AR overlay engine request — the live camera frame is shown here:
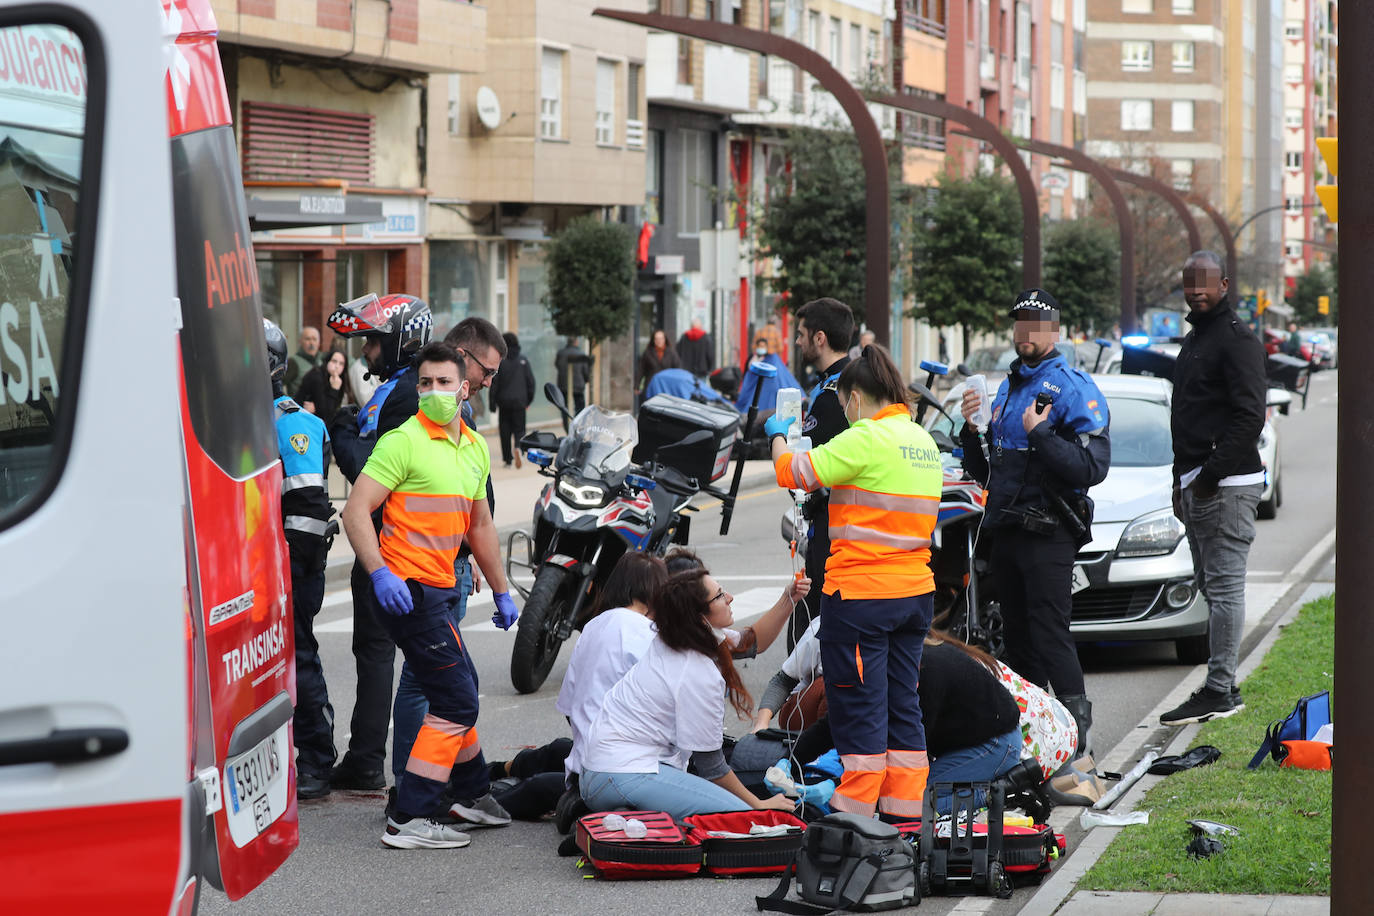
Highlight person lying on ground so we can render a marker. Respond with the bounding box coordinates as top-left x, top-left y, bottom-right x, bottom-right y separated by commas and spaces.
578, 569, 797, 821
